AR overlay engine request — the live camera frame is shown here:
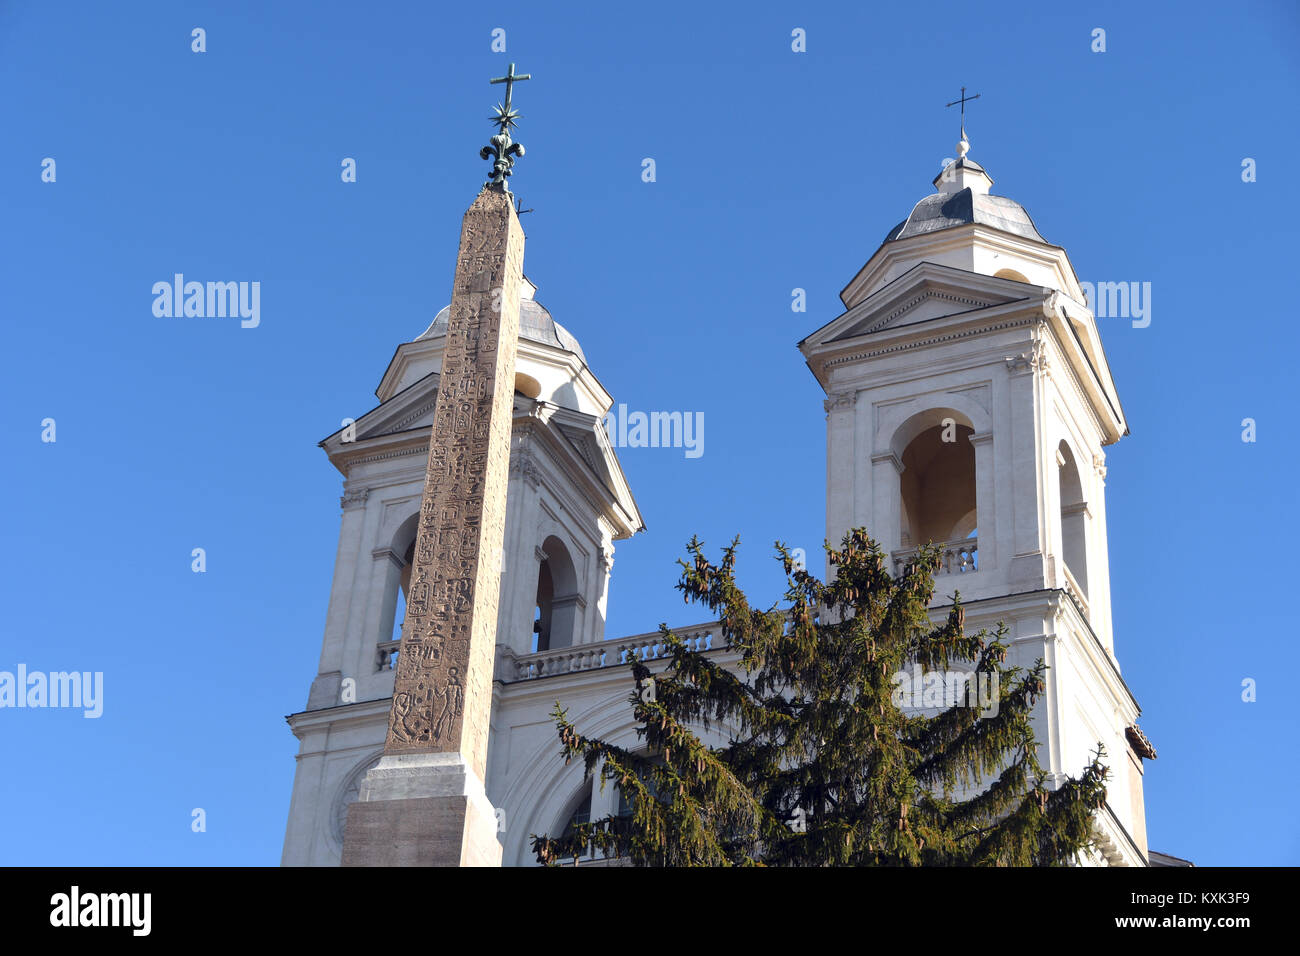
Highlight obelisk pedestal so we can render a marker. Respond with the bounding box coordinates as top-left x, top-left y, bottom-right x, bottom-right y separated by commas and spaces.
341, 184, 524, 866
